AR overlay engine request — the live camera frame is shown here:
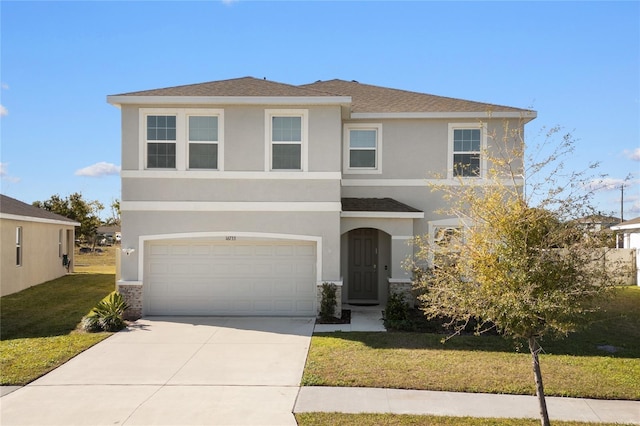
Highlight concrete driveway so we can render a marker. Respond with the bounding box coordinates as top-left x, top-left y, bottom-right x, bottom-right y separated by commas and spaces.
1, 316, 315, 426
